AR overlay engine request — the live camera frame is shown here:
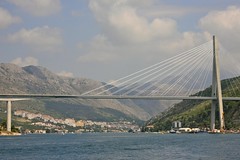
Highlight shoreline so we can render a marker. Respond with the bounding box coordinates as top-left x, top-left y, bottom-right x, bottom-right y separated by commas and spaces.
0, 131, 21, 136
